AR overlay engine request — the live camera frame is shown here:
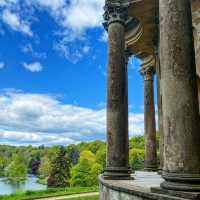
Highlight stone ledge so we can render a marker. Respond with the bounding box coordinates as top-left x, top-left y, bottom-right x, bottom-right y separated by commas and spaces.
151, 187, 200, 200
99, 173, 190, 200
